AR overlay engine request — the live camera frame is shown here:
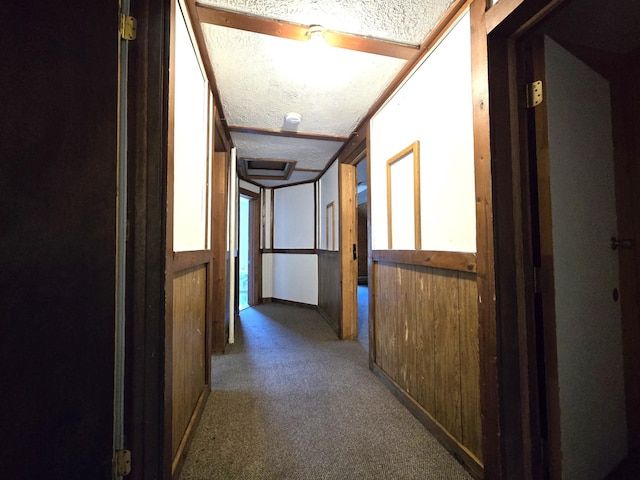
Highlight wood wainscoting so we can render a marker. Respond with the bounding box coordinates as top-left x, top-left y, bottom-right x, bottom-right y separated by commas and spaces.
171, 263, 209, 475
372, 251, 482, 478
317, 250, 341, 335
